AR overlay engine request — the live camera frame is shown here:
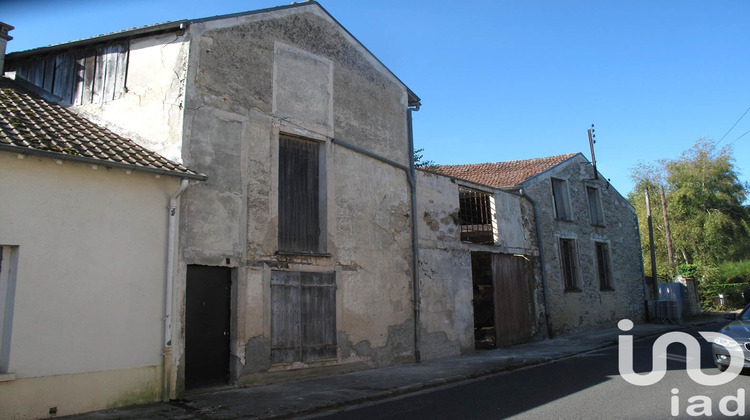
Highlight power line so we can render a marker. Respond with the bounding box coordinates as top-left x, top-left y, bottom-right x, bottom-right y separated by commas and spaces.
716, 105, 750, 146
726, 130, 750, 147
